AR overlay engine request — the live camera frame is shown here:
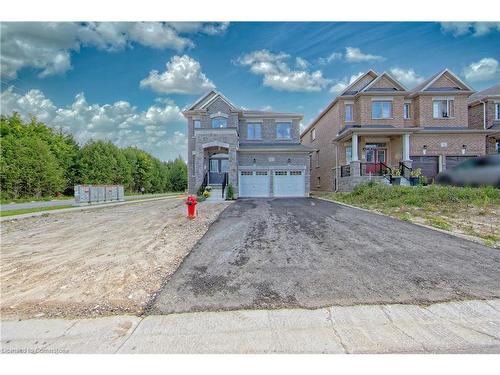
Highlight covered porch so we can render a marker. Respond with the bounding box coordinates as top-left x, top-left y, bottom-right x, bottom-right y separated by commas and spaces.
334, 127, 418, 191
